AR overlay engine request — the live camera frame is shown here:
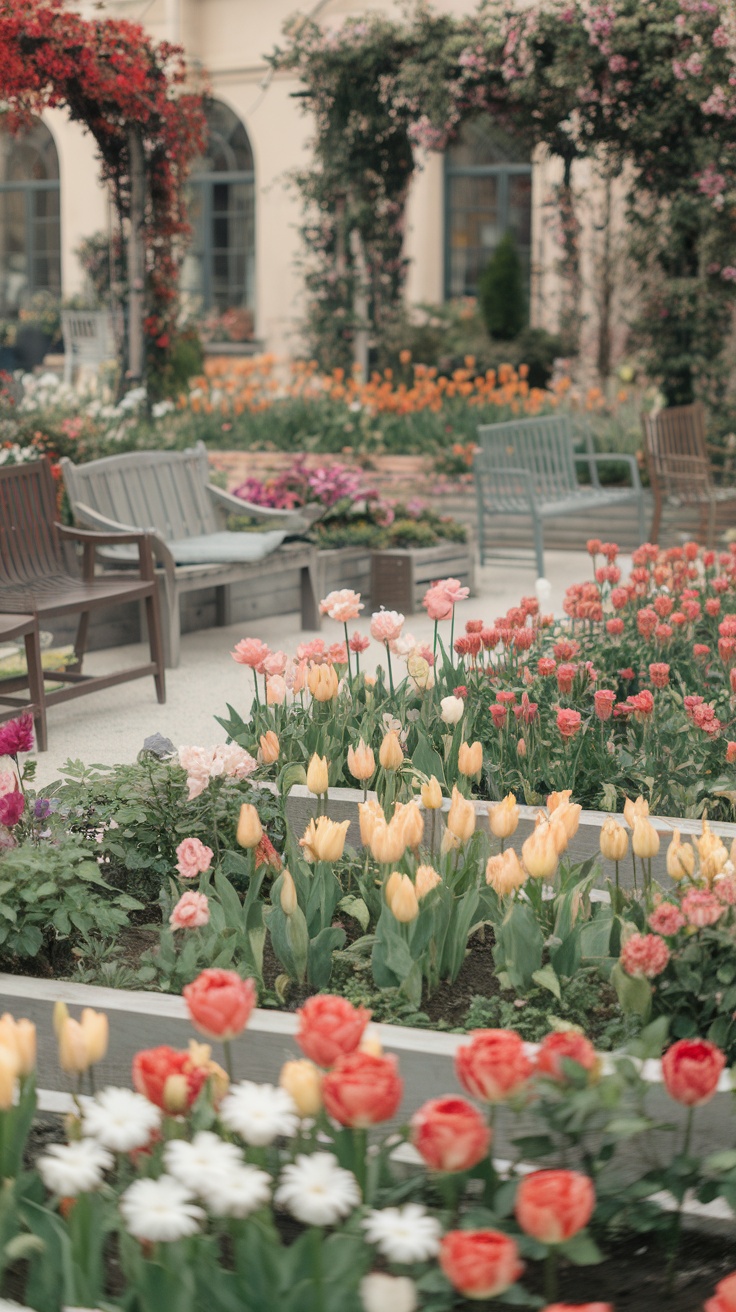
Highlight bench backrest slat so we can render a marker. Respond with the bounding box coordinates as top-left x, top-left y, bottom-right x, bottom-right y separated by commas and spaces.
0, 462, 61, 585
475, 414, 578, 498
643, 402, 712, 494
62, 445, 220, 541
